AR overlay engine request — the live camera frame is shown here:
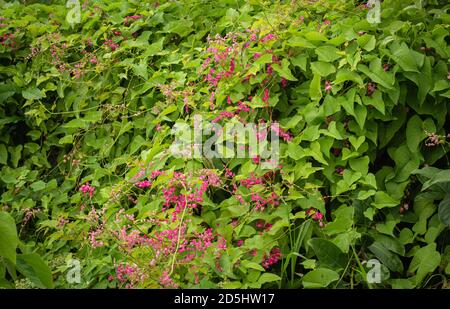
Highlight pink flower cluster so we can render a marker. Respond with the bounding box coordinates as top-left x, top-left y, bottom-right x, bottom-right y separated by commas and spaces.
256, 219, 272, 231
0, 33, 15, 49
79, 182, 96, 198
134, 169, 163, 188
147, 225, 214, 266
136, 180, 151, 188
212, 111, 235, 123
211, 100, 251, 123
251, 192, 279, 211
241, 173, 264, 188
262, 247, 281, 269
325, 80, 332, 93
160, 271, 178, 288
89, 228, 104, 248
161, 171, 220, 221
104, 39, 119, 51
260, 33, 276, 43
113, 263, 146, 288
124, 15, 142, 26
112, 228, 150, 251
306, 208, 325, 227
271, 124, 293, 142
